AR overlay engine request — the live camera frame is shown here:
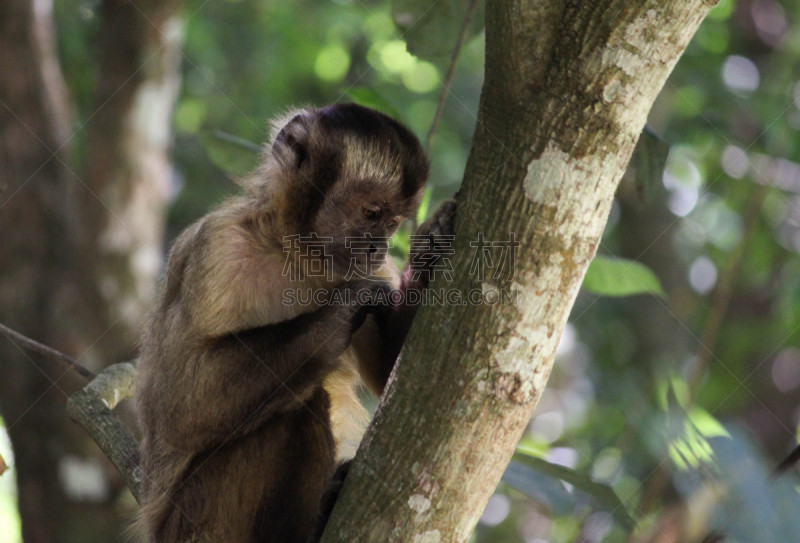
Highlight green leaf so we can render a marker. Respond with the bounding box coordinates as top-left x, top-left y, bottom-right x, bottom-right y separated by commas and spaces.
502, 460, 576, 516
692, 431, 800, 542
509, 453, 637, 530
197, 130, 261, 177
391, 0, 484, 62
416, 187, 432, 225
582, 256, 665, 298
